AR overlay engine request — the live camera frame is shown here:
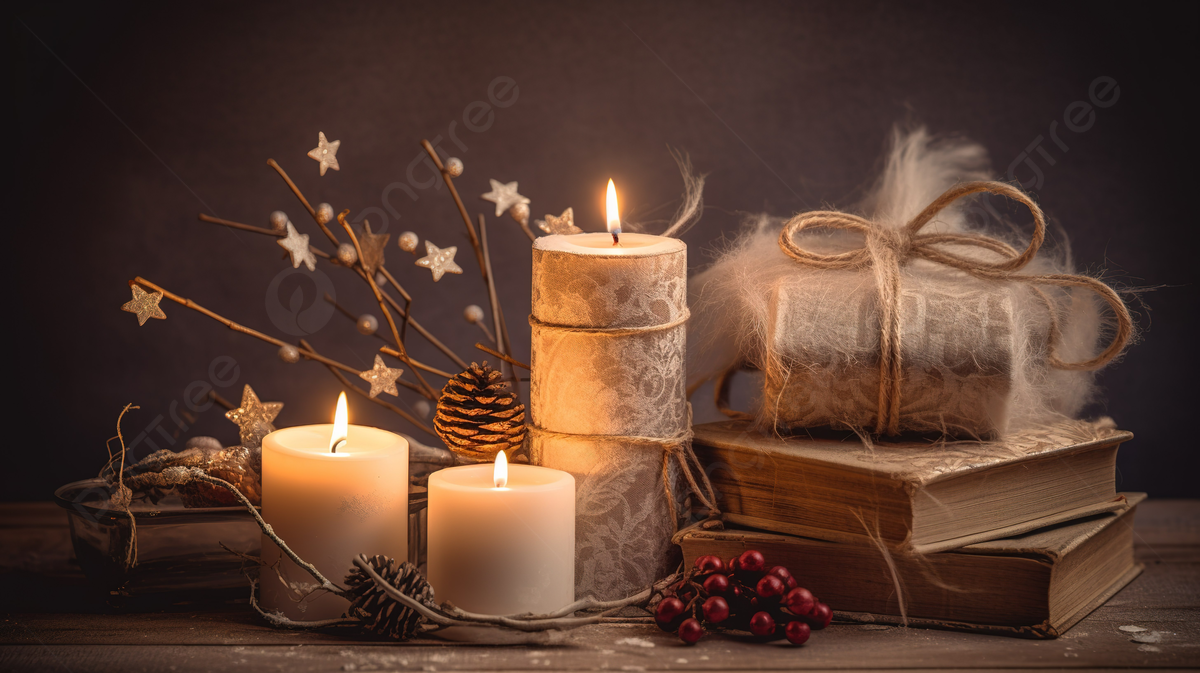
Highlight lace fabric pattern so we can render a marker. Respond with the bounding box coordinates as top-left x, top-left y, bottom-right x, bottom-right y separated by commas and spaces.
529, 238, 689, 599
763, 271, 1026, 436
